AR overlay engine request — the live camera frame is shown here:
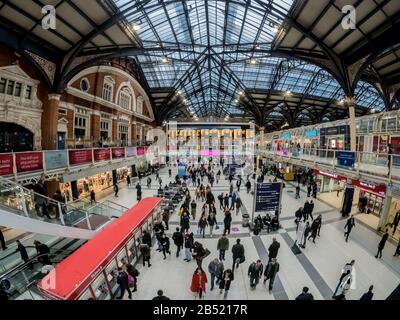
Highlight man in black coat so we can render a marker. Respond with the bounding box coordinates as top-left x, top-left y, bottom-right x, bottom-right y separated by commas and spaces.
116, 267, 132, 300
15, 240, 32, 269
360, 285, 374, 300
392, 211, 400, 235
34, 240, 51, 265
344, 215, 356, 242
231, 239, 245, 272
295, 287, 314, 300
375, 229, 389, 259
172, 227, 184, 257
268, 238, 280, 262
142, 230, 152, 247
